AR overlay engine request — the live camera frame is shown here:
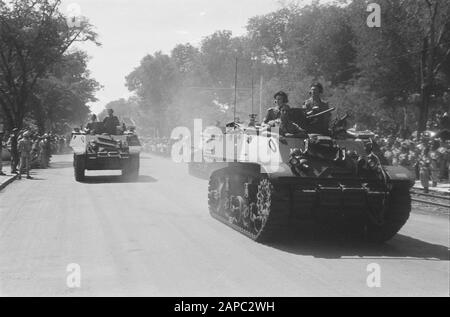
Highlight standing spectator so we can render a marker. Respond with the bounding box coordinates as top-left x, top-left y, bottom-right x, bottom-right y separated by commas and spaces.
58, 136, 65, 154
45, 134, 52, 167
419, 144, 432, 193
429, 139, 441, 187
0, 132, 6, 176
17, 131, 32, 180
31, 135, 40, 168
438, 141, 449, 181
397, 142, 411, 167
40, 135, 49, 168
8, 128, 19, 174
384, 145, 395, 165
